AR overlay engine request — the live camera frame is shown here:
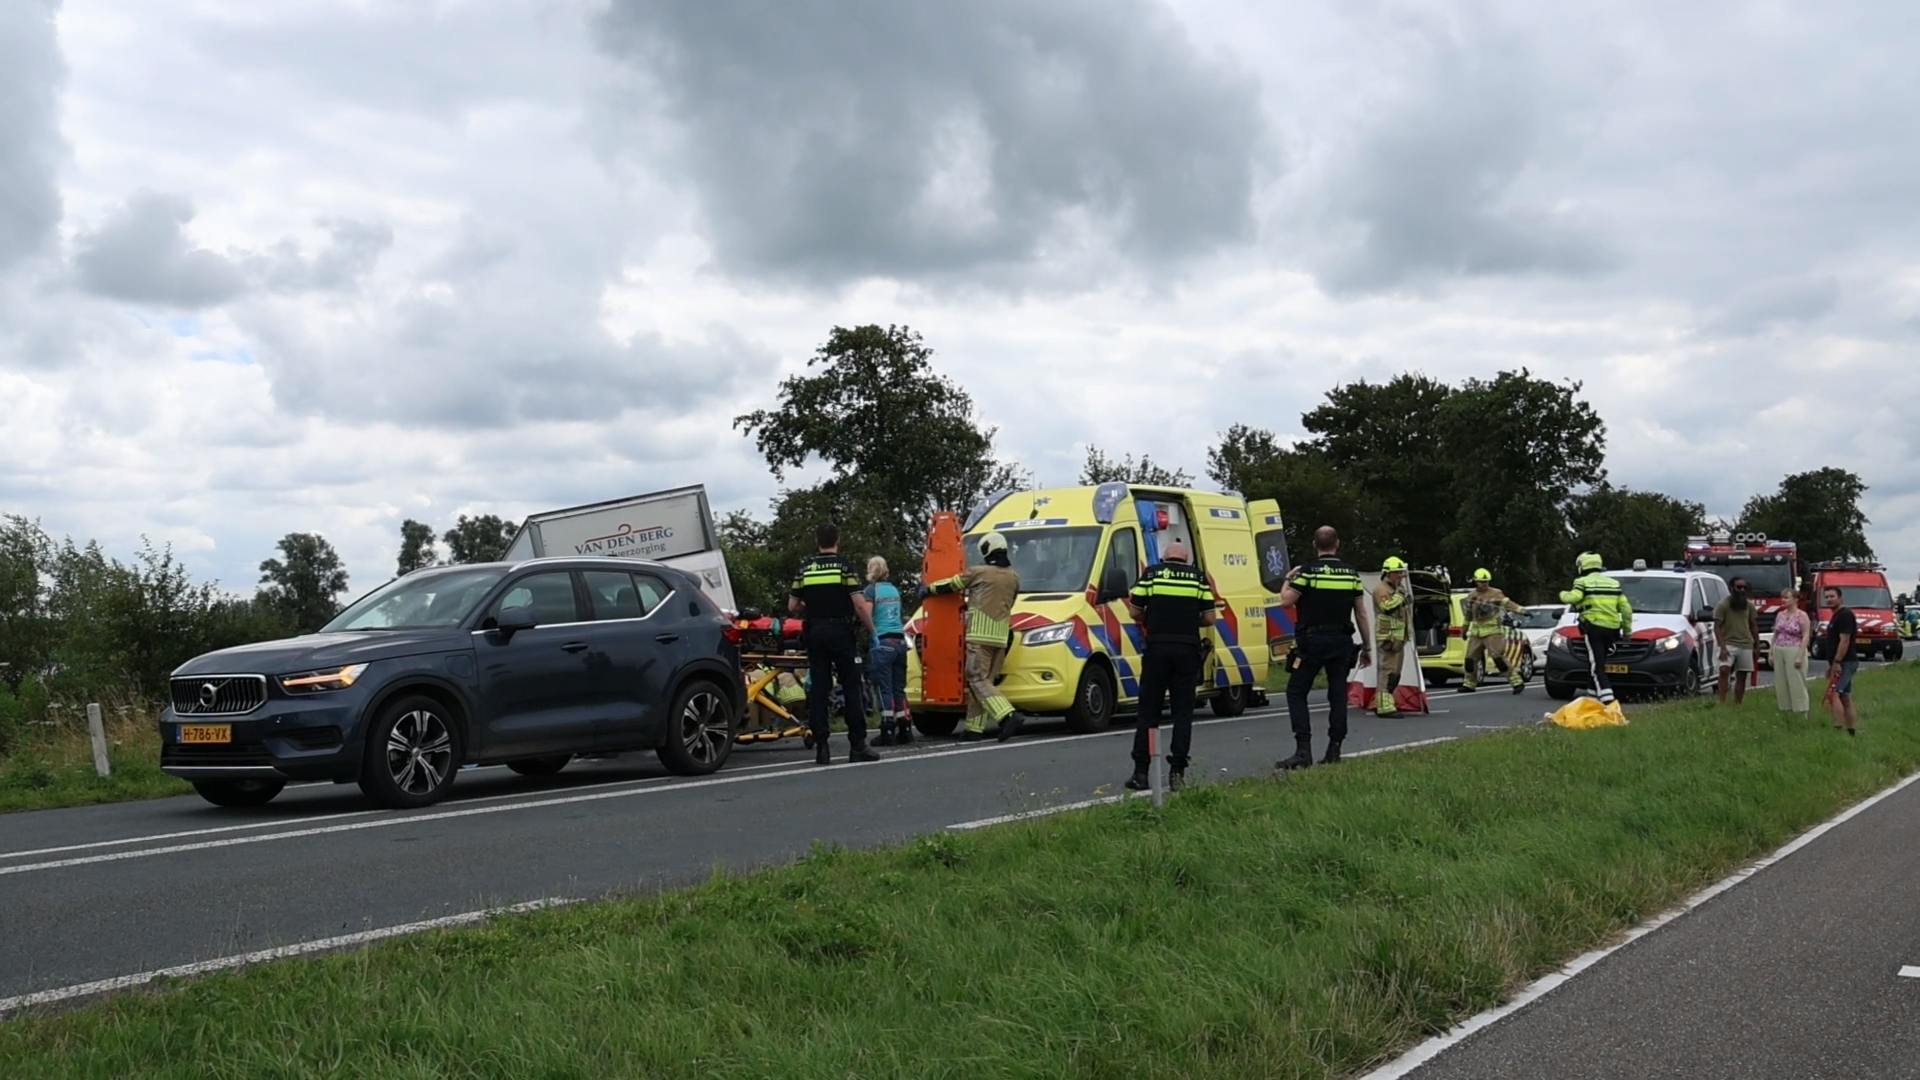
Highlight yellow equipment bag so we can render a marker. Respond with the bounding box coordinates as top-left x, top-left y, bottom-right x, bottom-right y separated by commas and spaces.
1550, 697, 1628, 729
